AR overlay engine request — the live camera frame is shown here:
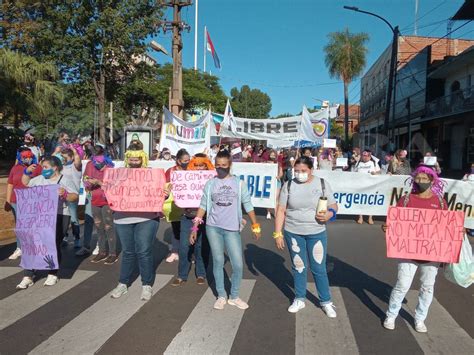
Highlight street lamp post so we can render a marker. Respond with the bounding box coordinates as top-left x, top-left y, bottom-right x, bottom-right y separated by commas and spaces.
343, 6, 399, 140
